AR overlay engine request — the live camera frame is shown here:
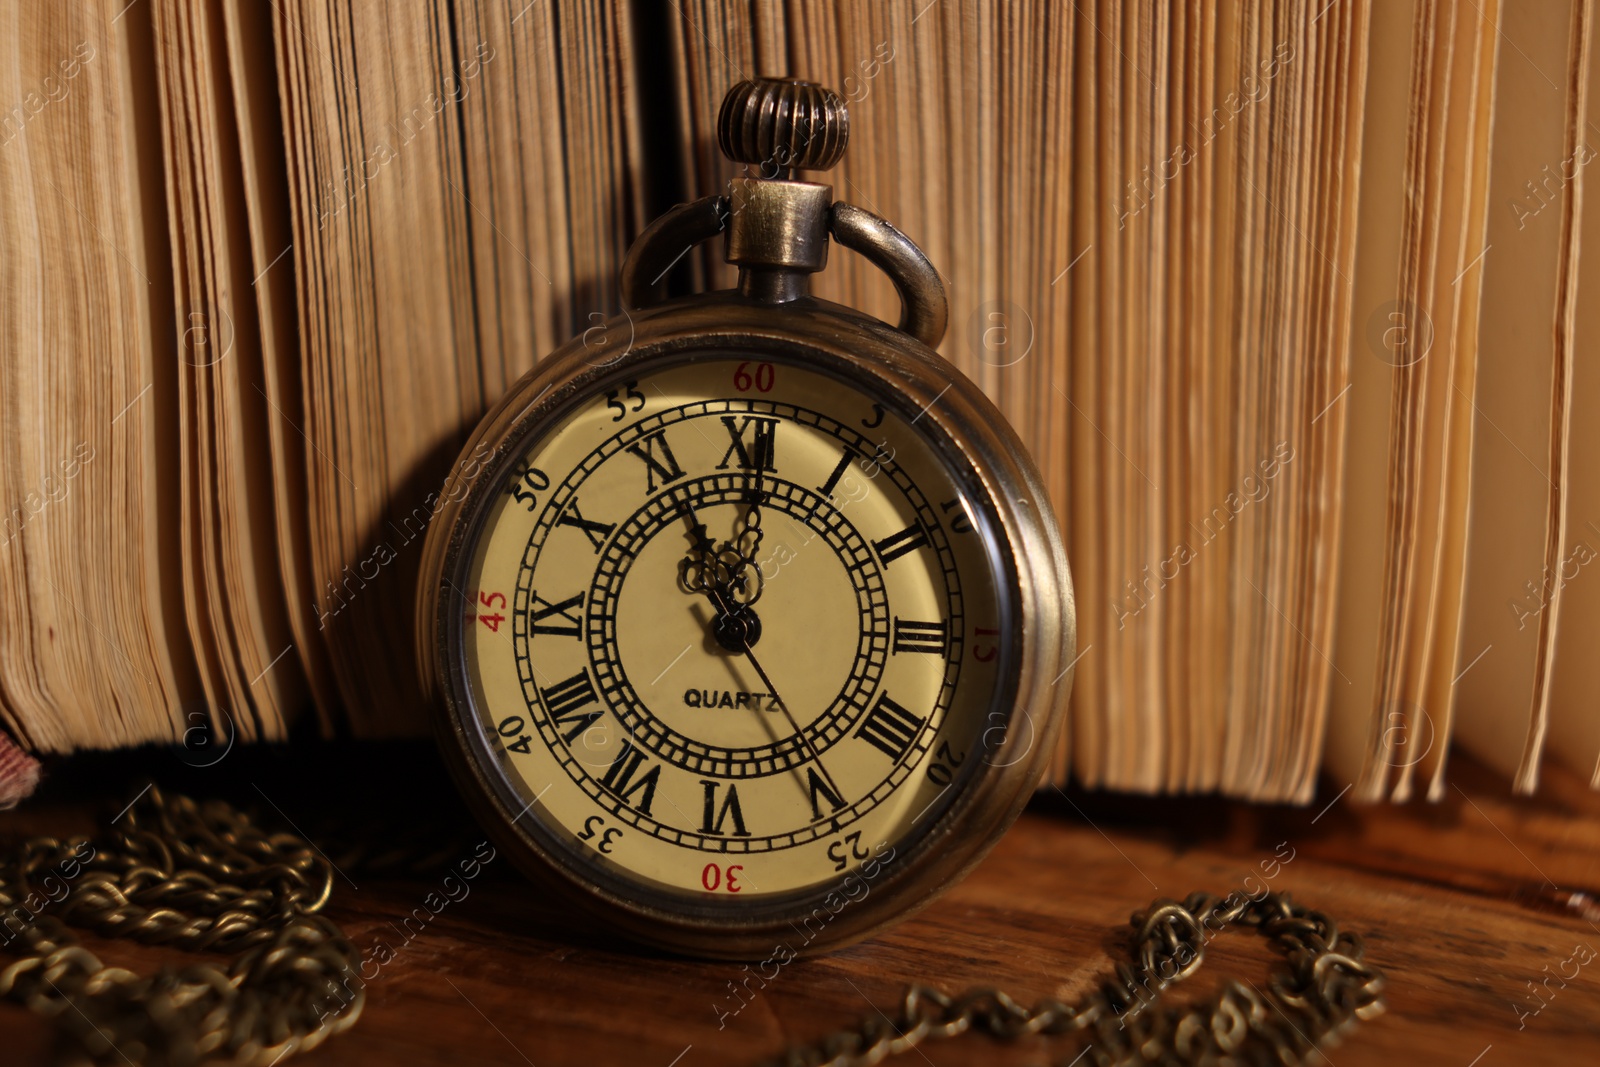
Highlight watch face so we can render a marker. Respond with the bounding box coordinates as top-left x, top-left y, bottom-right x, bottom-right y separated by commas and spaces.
449, 356, 1014, 909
